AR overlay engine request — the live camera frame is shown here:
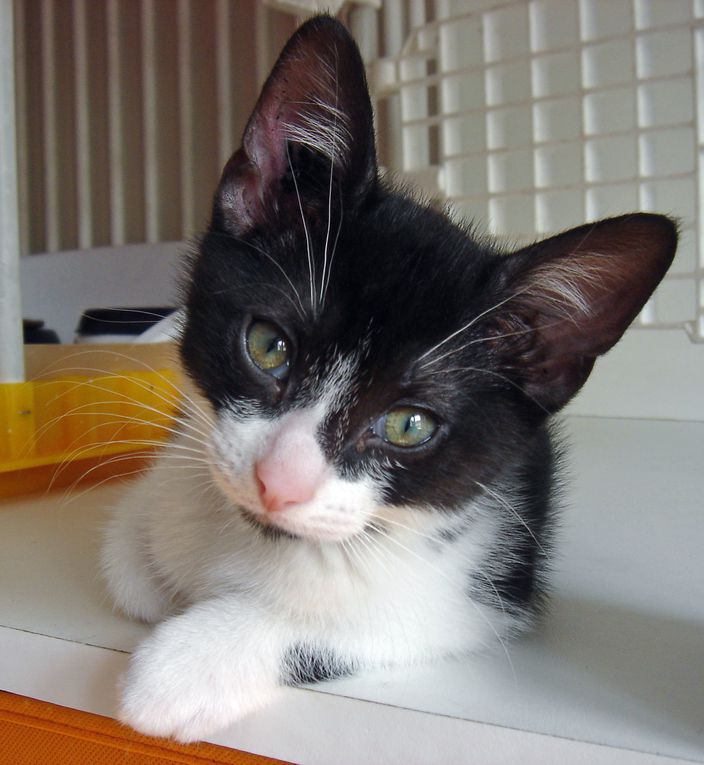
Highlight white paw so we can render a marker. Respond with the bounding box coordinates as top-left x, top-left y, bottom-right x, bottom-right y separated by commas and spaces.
119, 666, 234, 742
118, 616, 280, 742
